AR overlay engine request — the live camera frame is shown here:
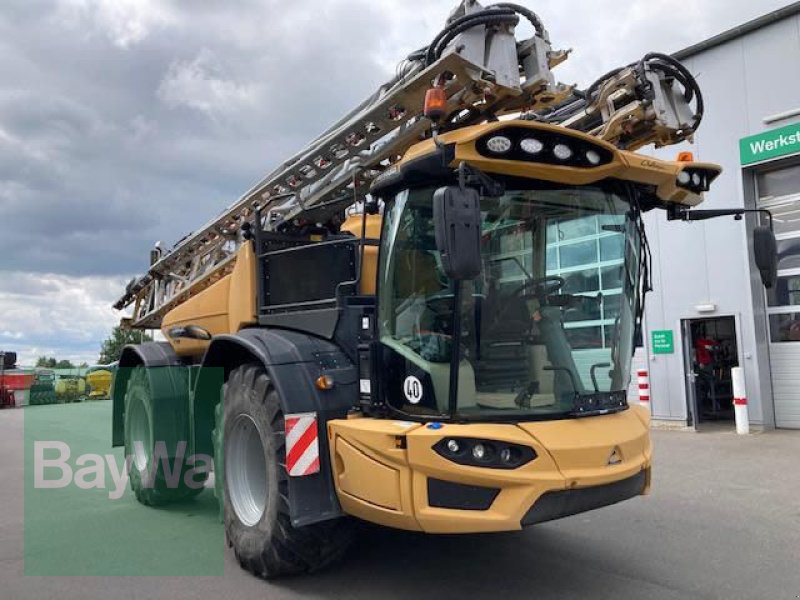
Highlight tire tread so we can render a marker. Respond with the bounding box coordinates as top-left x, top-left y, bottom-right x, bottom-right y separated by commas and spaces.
215, 363, 354, 578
